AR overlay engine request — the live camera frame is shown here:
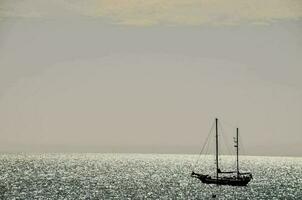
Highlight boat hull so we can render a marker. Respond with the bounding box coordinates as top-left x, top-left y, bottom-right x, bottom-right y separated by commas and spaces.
191, 172, 252, 186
